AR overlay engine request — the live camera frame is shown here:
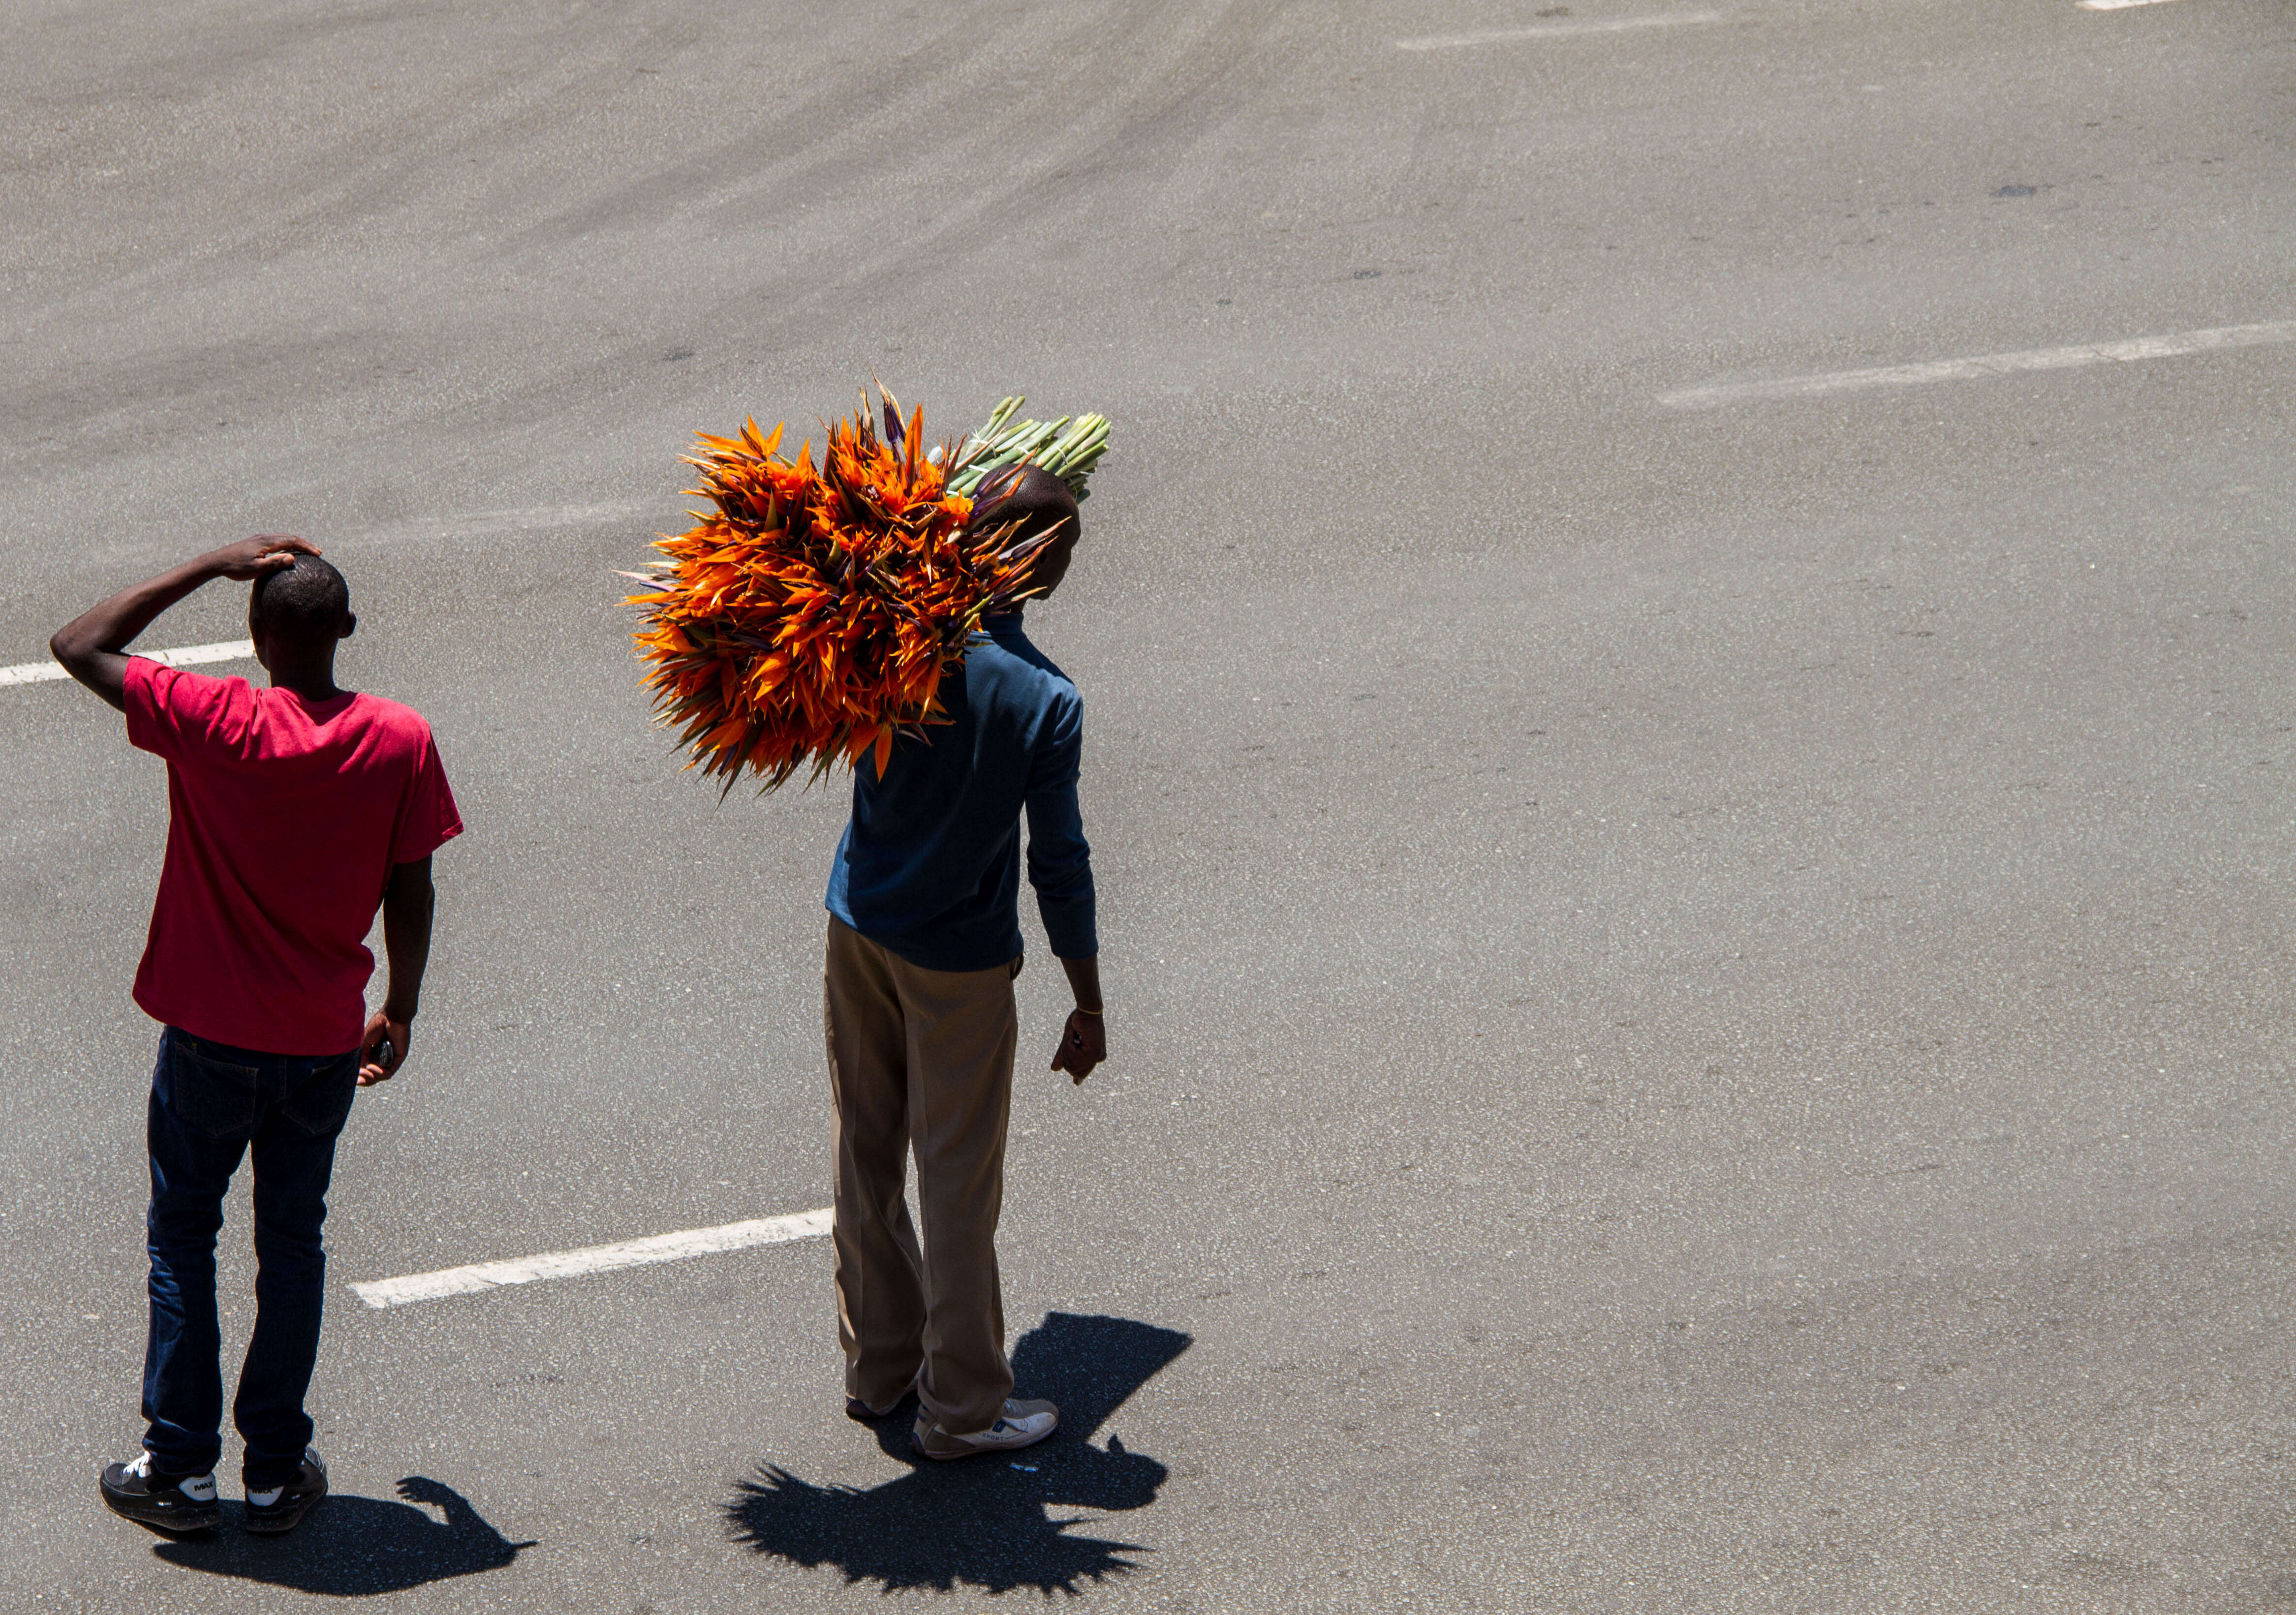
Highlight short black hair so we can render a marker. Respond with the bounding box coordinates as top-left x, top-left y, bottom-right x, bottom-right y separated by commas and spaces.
250, 555, 351, 645
970, 464, 1081, 548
